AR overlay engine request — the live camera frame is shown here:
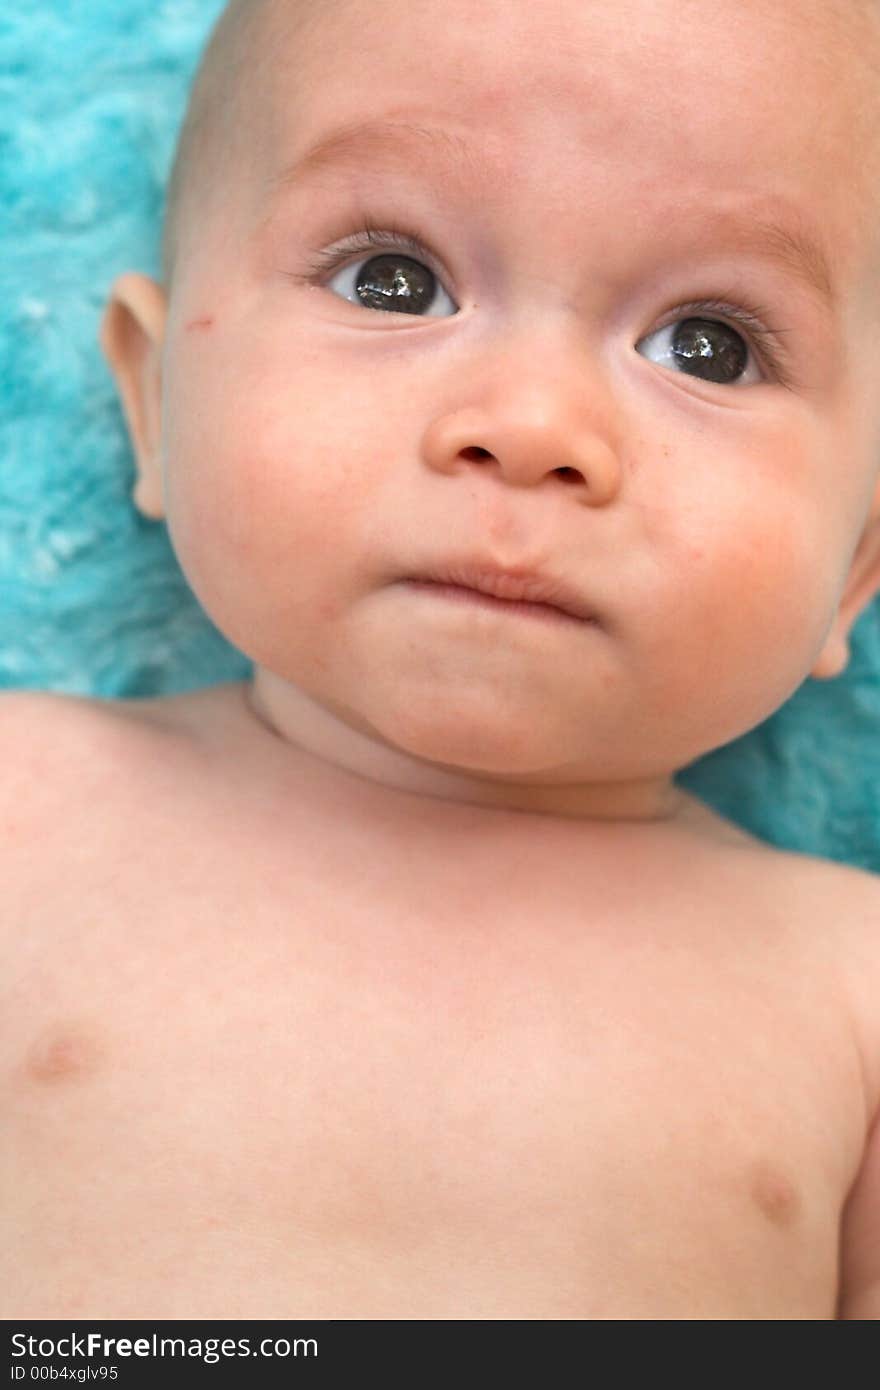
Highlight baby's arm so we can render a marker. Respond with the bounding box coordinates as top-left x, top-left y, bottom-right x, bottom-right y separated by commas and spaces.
838, 881, 880, 1321
838, 1105, 880, 1318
